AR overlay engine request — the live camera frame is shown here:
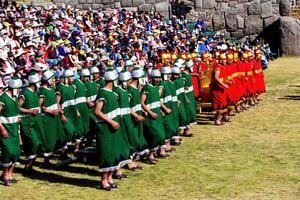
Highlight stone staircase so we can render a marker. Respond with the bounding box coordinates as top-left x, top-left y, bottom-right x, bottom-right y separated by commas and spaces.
291, 0, 300, 19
